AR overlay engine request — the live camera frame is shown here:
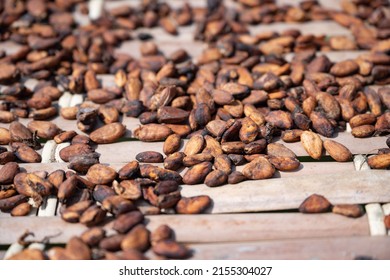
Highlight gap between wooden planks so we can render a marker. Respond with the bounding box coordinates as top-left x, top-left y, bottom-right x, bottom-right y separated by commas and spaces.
0, 212, 370, 245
